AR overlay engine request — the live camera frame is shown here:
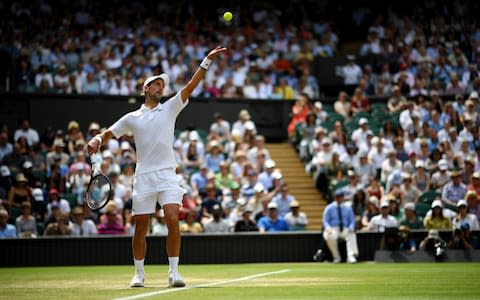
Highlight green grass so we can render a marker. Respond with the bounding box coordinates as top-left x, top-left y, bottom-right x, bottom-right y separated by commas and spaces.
1, 263, 479, 299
